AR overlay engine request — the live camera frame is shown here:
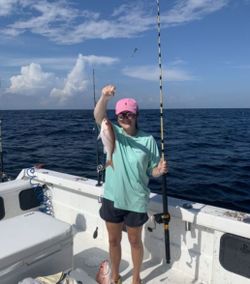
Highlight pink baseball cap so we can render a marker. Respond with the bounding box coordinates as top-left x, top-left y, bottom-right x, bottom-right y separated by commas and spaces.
115, 98, 138, 115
